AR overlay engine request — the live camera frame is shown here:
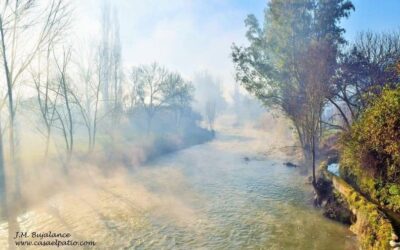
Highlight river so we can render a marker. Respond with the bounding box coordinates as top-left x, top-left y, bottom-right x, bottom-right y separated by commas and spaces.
0, 119, 357, 249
